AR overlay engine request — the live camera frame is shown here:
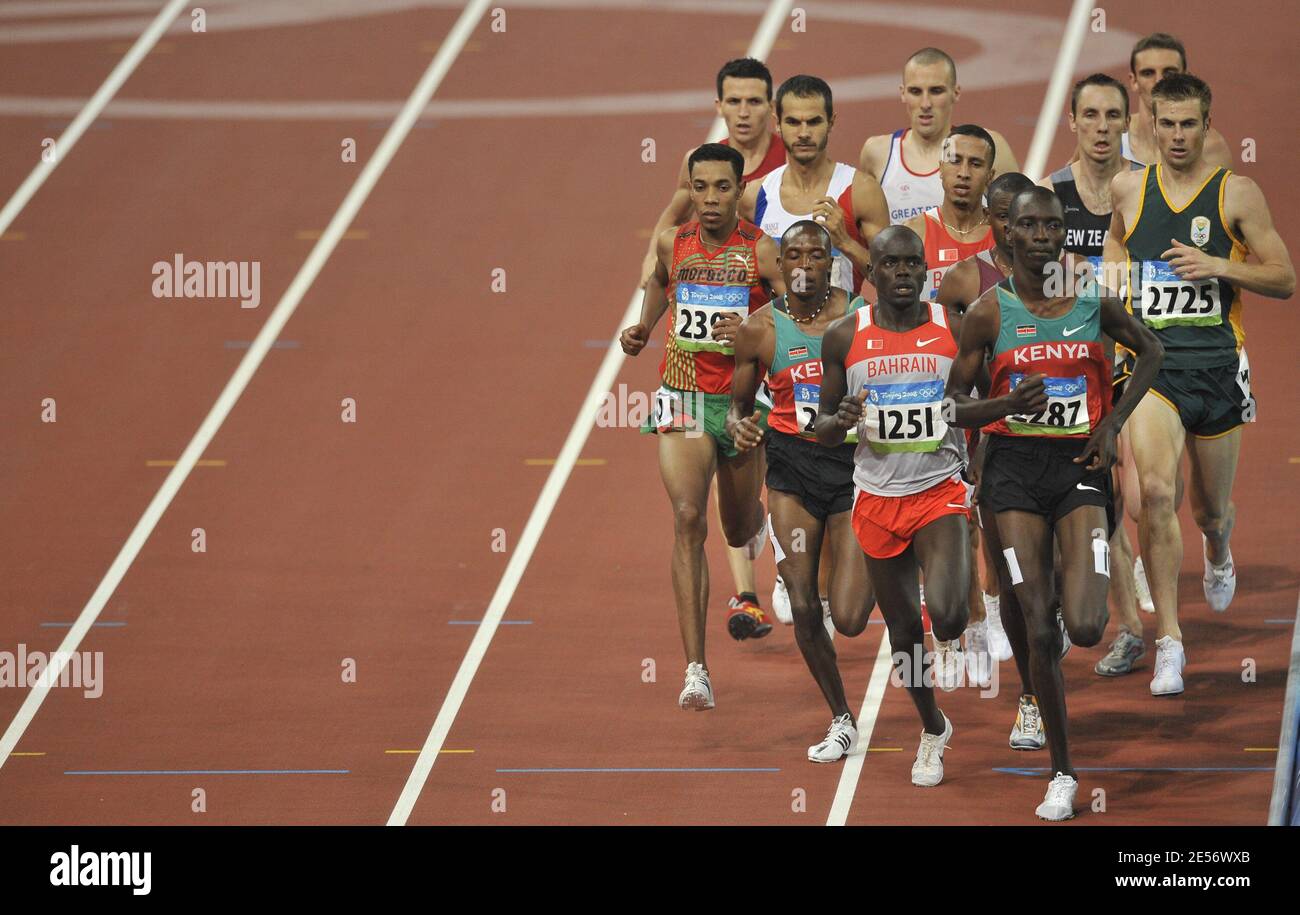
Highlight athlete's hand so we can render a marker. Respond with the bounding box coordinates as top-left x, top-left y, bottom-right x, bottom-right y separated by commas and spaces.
834, 389, 868, 430
1004, 373, 1048, 416
1074, 421, 1118, 471
620, 322, 649, 356
811, 196, 849, 246
1162, 239, 1223, 282
711, 312, 743, 346
728, 410, 765, 452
